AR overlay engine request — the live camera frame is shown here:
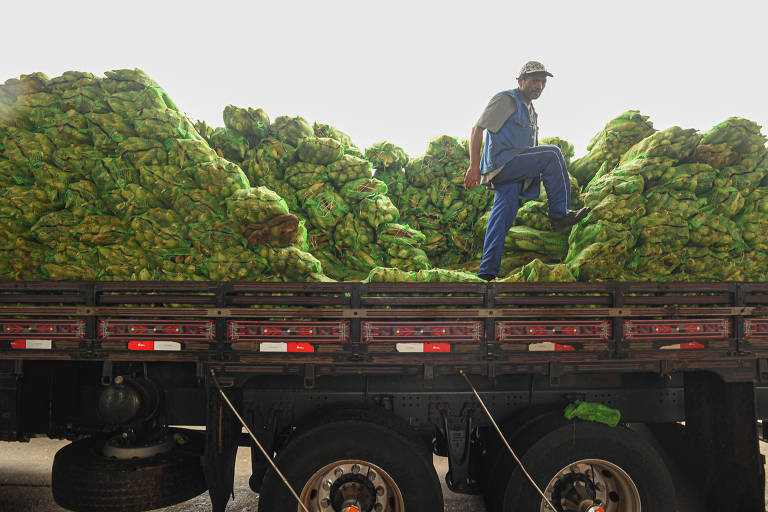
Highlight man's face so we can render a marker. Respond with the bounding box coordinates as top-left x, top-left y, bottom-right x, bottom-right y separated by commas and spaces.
517, 74, 547, 101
